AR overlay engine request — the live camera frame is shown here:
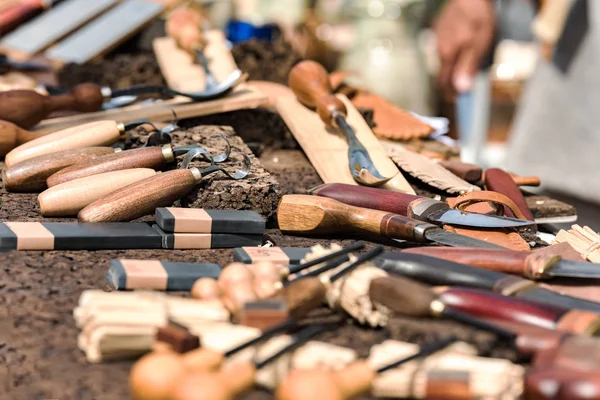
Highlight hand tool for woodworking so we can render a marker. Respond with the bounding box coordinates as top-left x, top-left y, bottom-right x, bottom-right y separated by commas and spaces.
275, 336, 458, 400
168, 324, 328, 400
377, 252, 600, 313
288, 60, 392, 187
4, 115, 178, 167
46, 133, 231, 187
403, 247, 600, 280
436, 287, 600, 336
277, 194, 505, 249
0, 119, 62, 158
43, 84, 137, 111
309, 182, 534, 229
78, 147, 251, 223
